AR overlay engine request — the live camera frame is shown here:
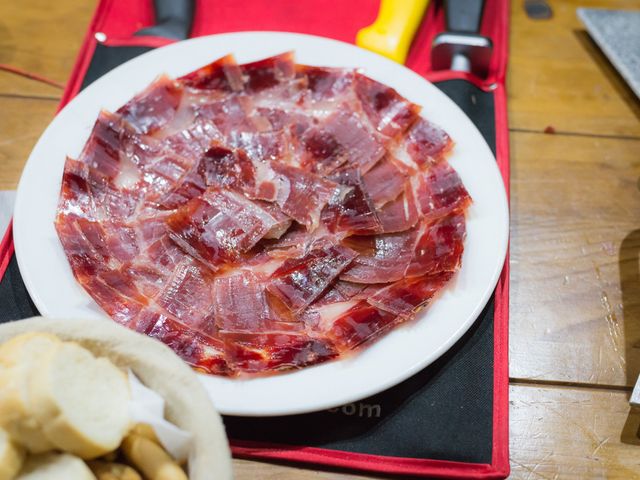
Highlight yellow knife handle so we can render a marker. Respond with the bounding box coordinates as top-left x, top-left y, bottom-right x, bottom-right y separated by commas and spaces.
356, 0, 430, 64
